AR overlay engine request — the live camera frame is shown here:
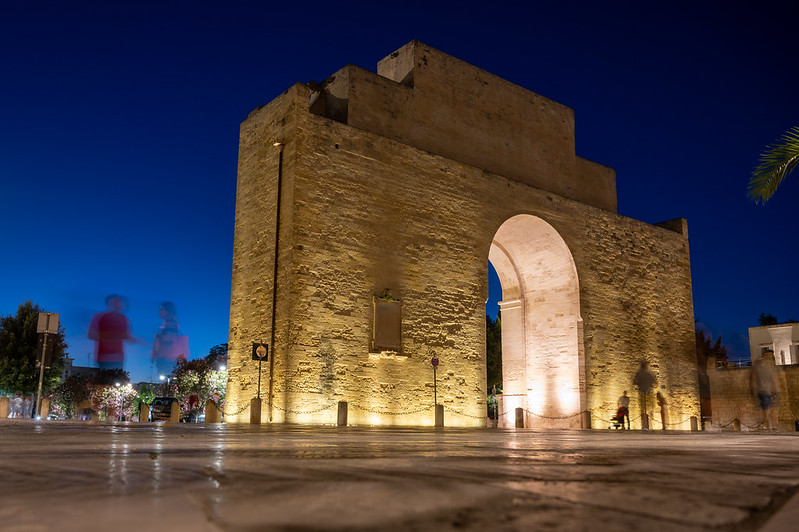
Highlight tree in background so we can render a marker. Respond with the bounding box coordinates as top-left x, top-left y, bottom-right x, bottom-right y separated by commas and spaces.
0, 300, 67, 395
757, 313, 797, 326
51, 375, 91, 419
206, 343, 228, 368
695, 327, 728, 425
486, 315, 502, 391
89, 368, 130, 386
166, 348, 228, 419
133, 383, 156, 416
90, 382, 137, 421
748, 126, 799, 204
758, 313, 779, 326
